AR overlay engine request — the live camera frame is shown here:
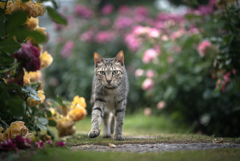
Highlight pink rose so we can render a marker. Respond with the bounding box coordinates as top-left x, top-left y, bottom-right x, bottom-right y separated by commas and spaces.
101, 4, 114, 15
143, 108, 152, 116
118, 5, 130, 14
167, 57, 174, 64
133, 26, 148, 36
74, 5, 93, 18
124, 34, 140, 52
161, 35, 169, 41
146, 70, 154, 78
13, 41, 41, 72
135, 69, 144, 77
15, 135, 31, 149
157, 101, 166, 110
46, 140, 52, 145
35, 140, 45, 149
0, 139, 16, 151
55, 141, 66, 147
197, 40, 211, 57
134, 6, 148, 16
61, 41, 74, 58
216, 72, 231, 92
142, 49, 158, 63
80, 30, 94, 43
114, 16, 133, 30
142, 78, 154, 90
148, 28, 159, 38
95, 31, 113, 43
